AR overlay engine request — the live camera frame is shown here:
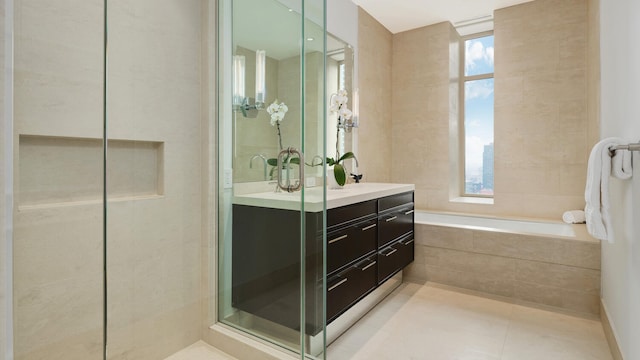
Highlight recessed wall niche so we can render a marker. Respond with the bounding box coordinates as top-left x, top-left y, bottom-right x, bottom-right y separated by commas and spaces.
19, 135, 164, 207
